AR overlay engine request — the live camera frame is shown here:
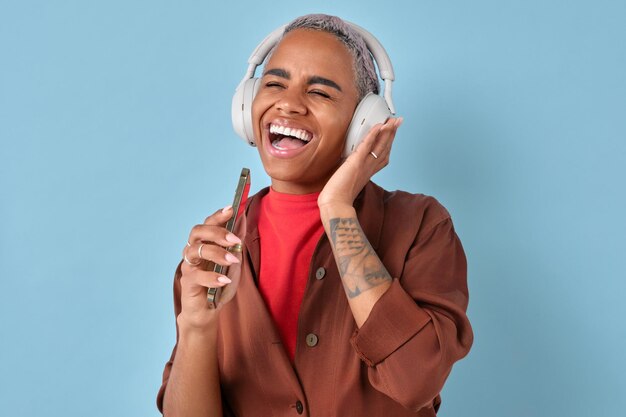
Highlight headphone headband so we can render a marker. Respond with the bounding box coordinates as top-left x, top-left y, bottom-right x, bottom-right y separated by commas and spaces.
238, 22, 396, 114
